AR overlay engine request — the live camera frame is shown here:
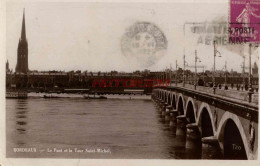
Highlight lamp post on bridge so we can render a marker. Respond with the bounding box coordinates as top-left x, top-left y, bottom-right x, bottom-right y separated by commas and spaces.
241, 56, 245, 90
183, 53, 189, 87
240, 58, 250, 91
203, 66, 205, 86
248, 43, 258, 102
194, 49, 201, 90
162, 72, 163, 86
183, 52, 186, 87
166, 68, 168, 86
159, 73, 161, 87
169, 64, 172, 87
246, 43, 259, 102
249, 43, 252, 90
161, 70, 164, 83
213, 40, 221, 93
156, 73, 159, 87
176, 60, 178, 86
195, 50, 197, 89
224, 61, 227, 87
248, 43, 259, 91
161, 70, 163, 83
166, 67, 169, 87
213, 41, 216, 88
248, 43, 253, 102
165, 67, 167, 82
